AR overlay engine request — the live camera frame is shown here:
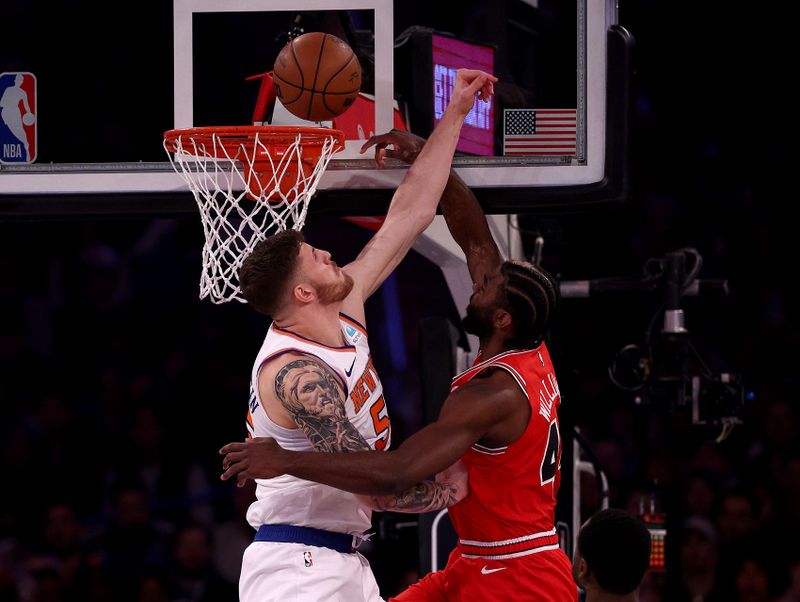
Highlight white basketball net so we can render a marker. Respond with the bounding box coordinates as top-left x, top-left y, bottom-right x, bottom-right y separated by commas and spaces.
164, 128, 341, 304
